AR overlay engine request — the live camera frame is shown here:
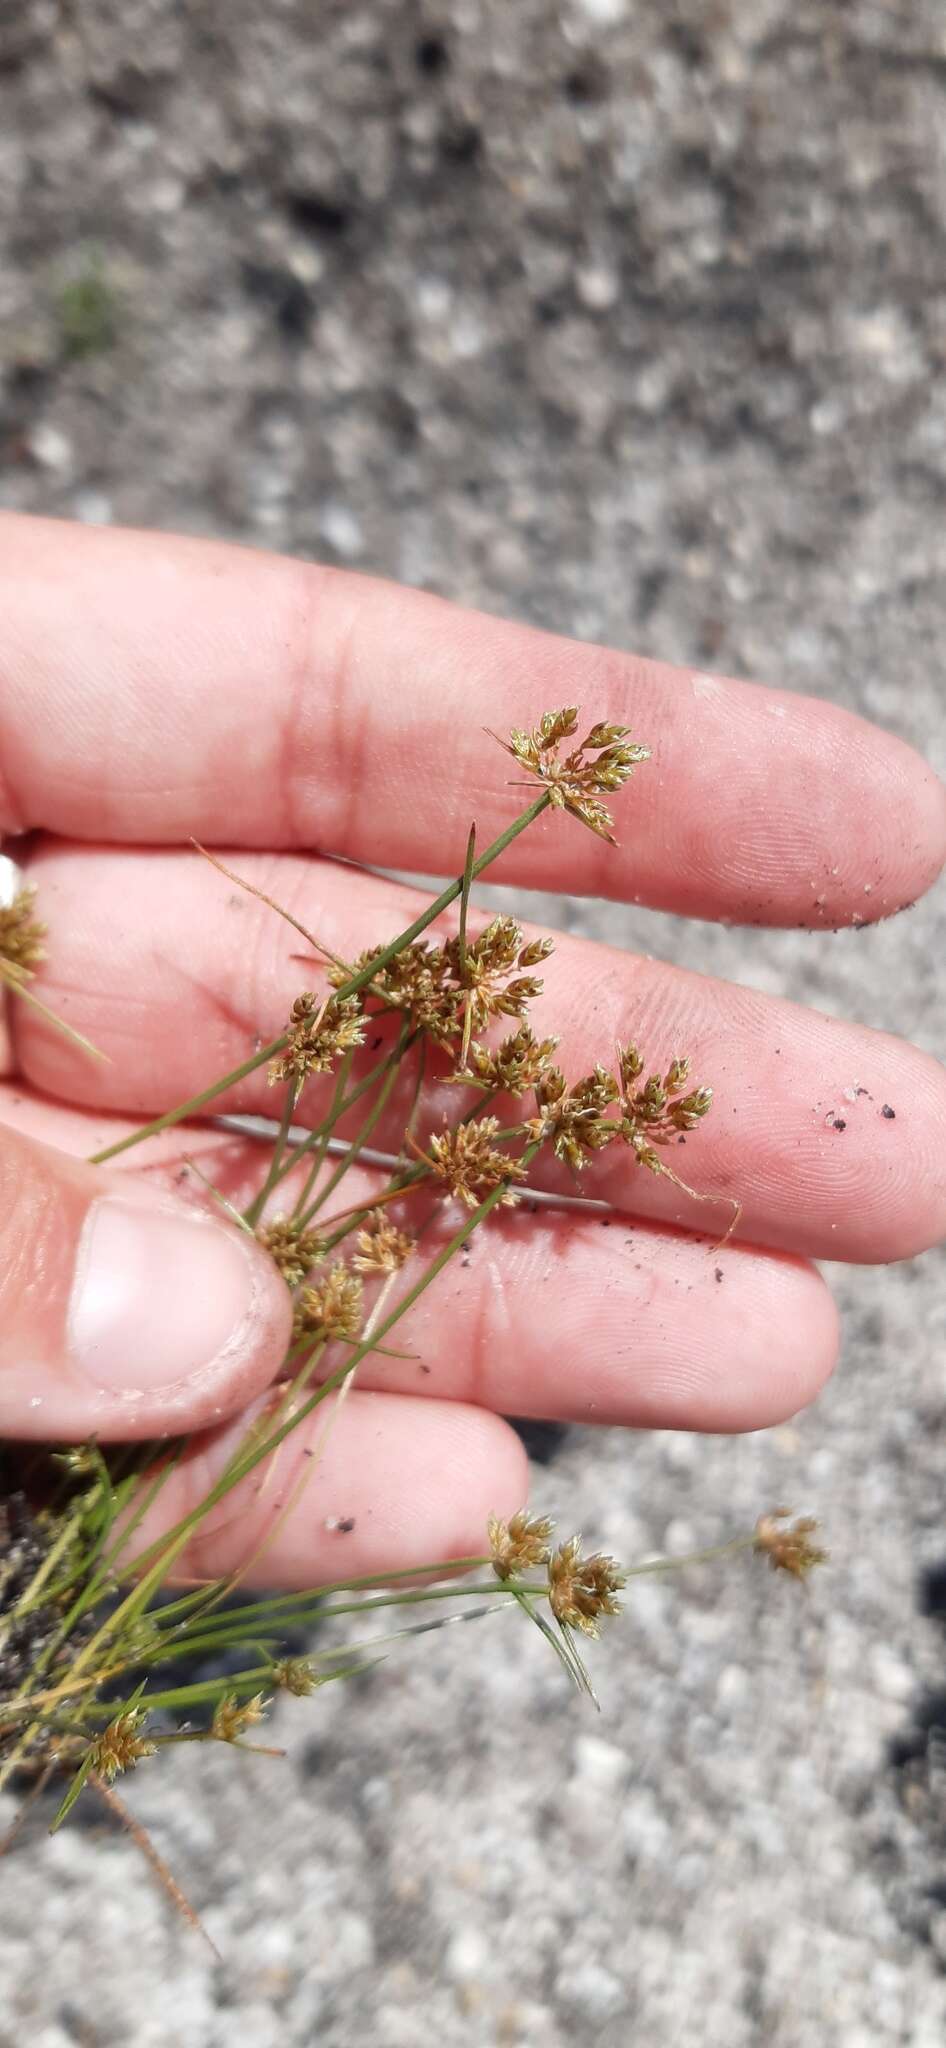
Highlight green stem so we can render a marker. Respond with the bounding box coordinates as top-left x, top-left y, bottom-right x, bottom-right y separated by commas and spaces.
243, 1080, 300, 1229
265, 1033, 419, 1209
285, 1047, 356, 1224
295, 1040, 408, 1228
88, 1037, 287, 1165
